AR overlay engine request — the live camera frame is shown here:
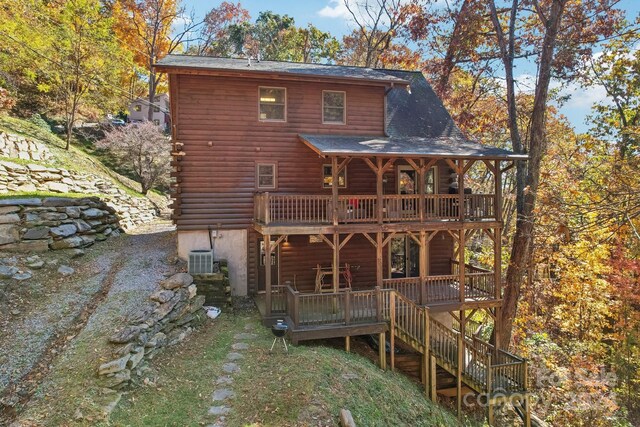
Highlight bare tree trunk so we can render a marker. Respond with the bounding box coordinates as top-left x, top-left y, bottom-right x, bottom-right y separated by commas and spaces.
147, 61, 156, 122
498, 0, 568, 349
